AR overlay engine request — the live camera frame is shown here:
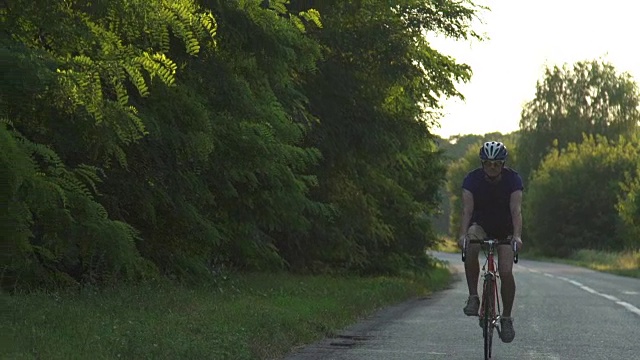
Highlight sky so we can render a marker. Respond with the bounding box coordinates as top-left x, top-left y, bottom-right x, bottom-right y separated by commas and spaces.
428, 0, 640, 139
